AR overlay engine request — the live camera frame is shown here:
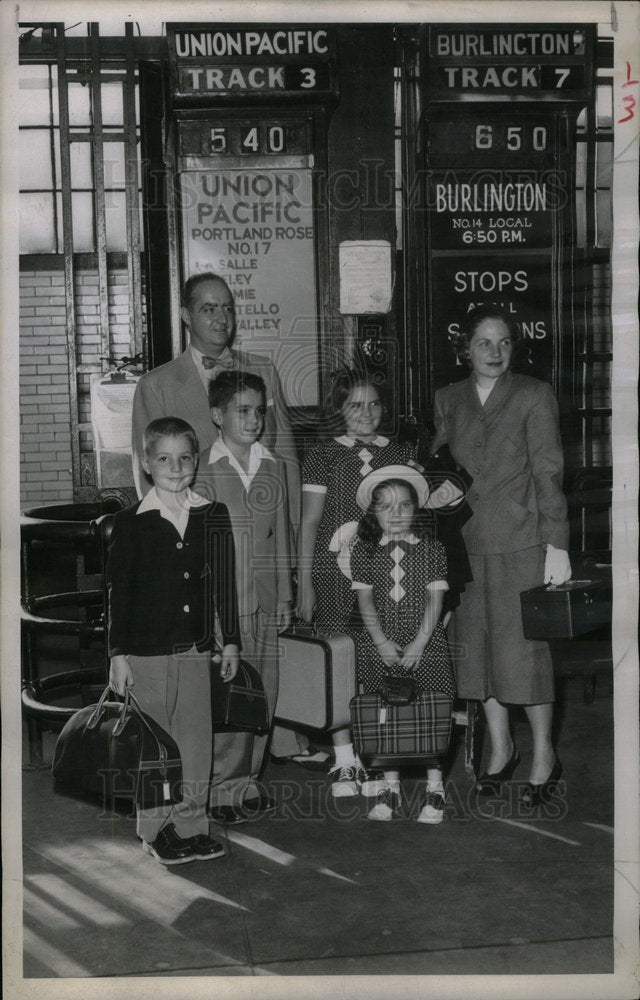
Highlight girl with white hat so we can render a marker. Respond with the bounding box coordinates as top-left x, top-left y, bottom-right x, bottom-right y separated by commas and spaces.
350, 466, 456, 823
